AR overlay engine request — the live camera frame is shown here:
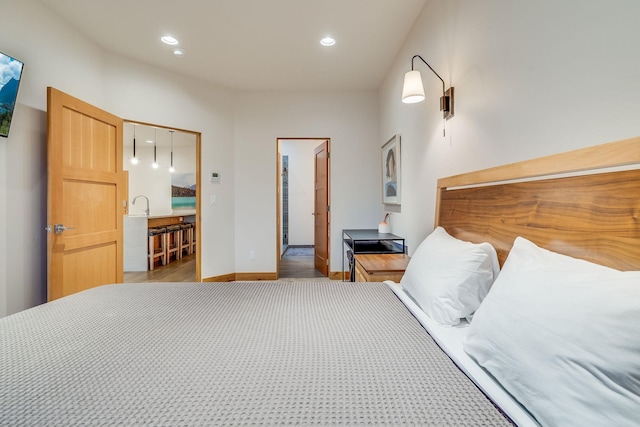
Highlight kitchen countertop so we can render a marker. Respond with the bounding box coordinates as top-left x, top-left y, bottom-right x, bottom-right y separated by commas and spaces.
127, 211, 196, 219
